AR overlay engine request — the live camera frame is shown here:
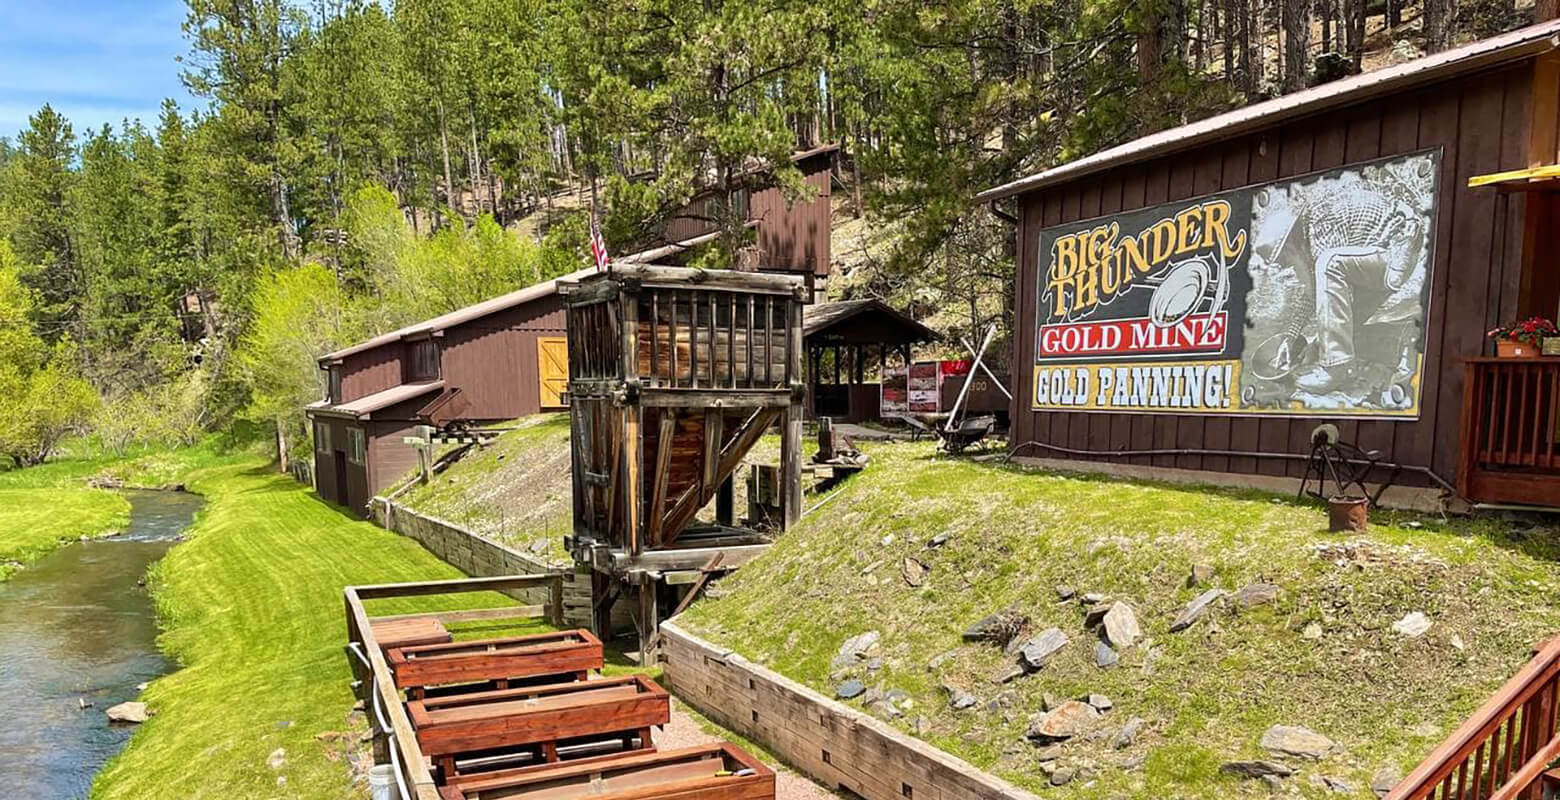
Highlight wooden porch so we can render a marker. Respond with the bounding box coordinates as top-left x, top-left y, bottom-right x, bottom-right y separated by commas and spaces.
1458, 358, 1560, 507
